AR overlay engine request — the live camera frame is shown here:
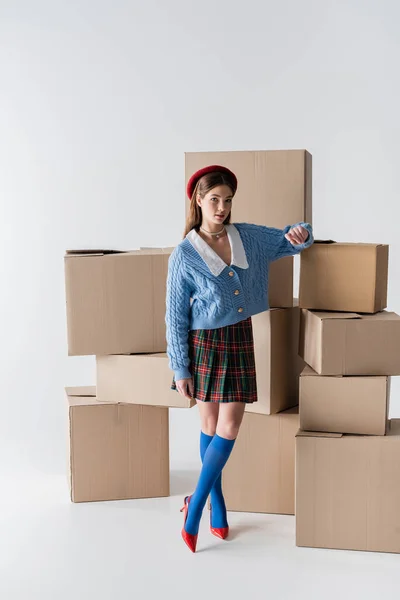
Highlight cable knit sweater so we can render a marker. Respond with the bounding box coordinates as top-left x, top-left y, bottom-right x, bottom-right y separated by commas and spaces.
165, 221, 313, 381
